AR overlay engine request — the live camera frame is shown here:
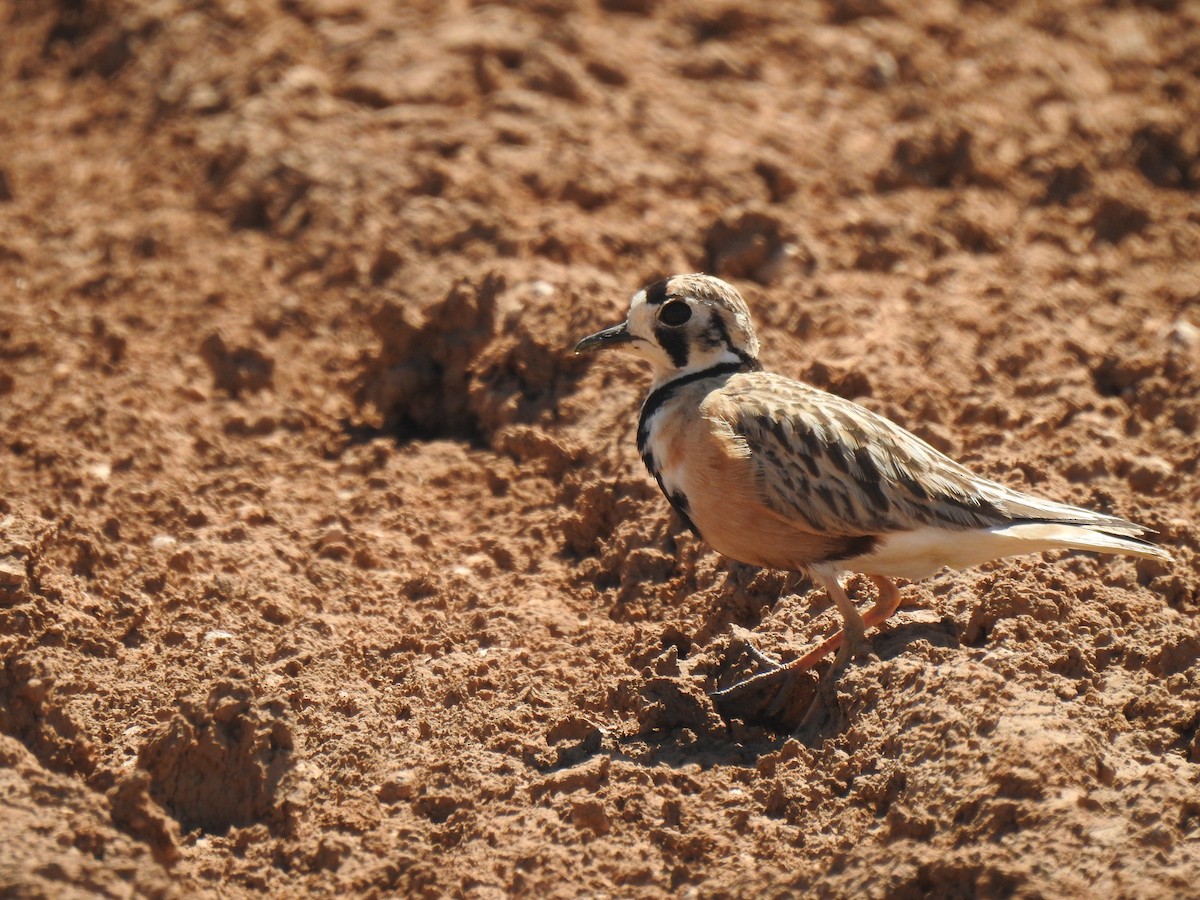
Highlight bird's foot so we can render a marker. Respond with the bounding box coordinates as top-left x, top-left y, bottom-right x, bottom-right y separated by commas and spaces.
743, 644, 783, 670
832, 626, 871, 670
709, 662, 789, 702
796, 633, 870, 732
710, 627, 841, 704
709, 629, 787, 702
797, 670, 839, 733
